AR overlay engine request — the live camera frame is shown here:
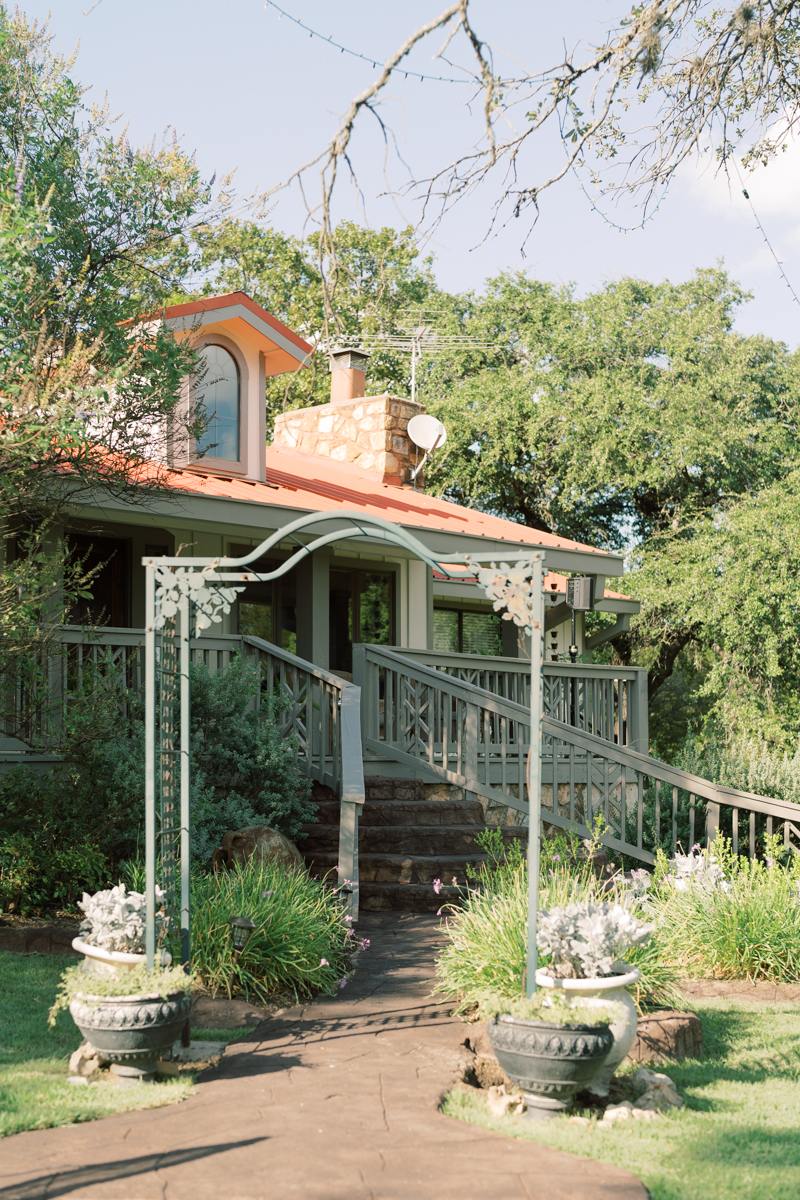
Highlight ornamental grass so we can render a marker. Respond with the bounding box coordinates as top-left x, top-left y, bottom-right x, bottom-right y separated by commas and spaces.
190, 860, 351, 1005
649, 837, 800, 982
434, 827, 681, 1014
